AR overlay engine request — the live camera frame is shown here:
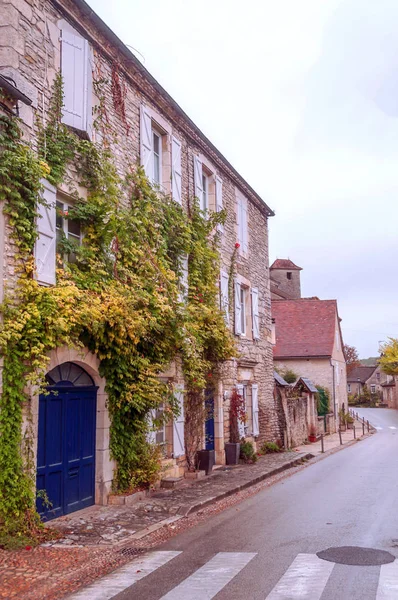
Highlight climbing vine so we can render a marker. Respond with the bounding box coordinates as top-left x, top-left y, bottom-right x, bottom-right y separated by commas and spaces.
0, 74, 235, 544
